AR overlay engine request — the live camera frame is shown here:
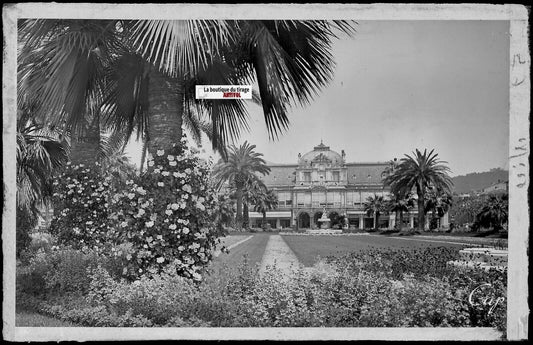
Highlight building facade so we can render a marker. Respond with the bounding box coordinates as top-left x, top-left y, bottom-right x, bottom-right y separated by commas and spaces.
248, 142, 423, 230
